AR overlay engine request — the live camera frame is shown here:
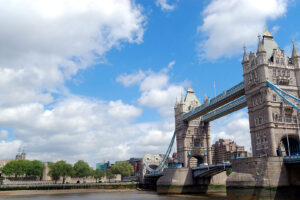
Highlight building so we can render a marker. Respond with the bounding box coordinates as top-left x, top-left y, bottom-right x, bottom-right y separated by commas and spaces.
242, 28, 300, 157
96, 161, 110, 171
211, 139, 251, 164
174, 88, 212, 168
15, 152, 26, 160
127, 157, 142, 177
